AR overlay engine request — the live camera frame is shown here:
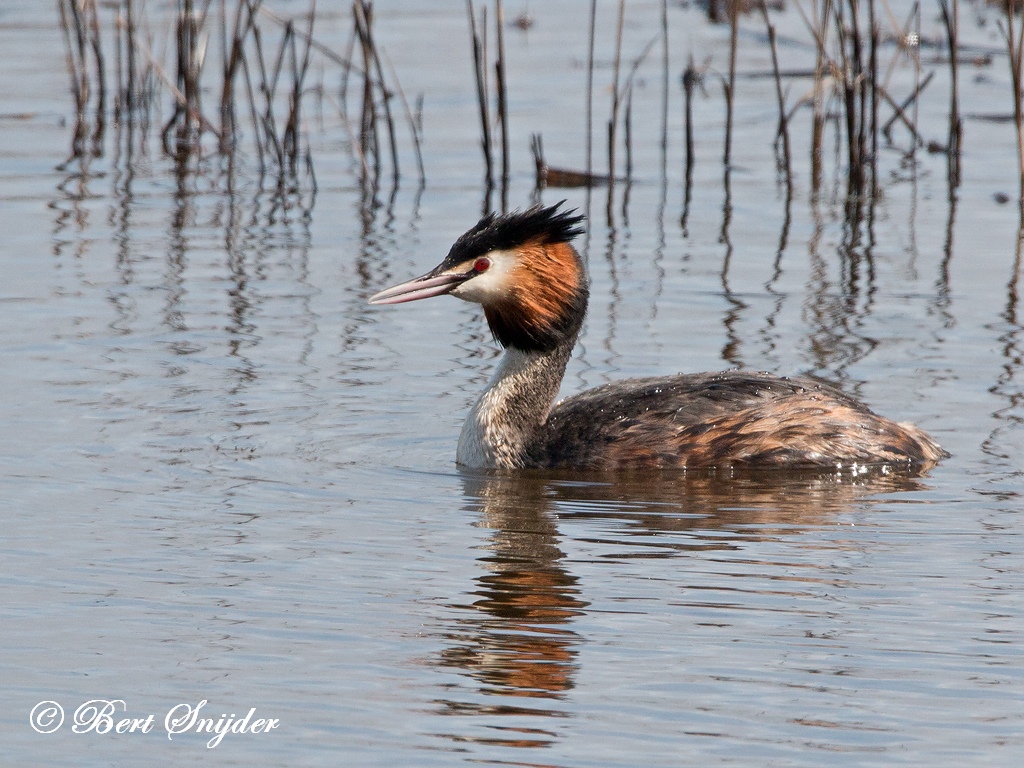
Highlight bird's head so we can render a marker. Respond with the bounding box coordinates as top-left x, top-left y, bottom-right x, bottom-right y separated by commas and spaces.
369, 203, 588, 353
